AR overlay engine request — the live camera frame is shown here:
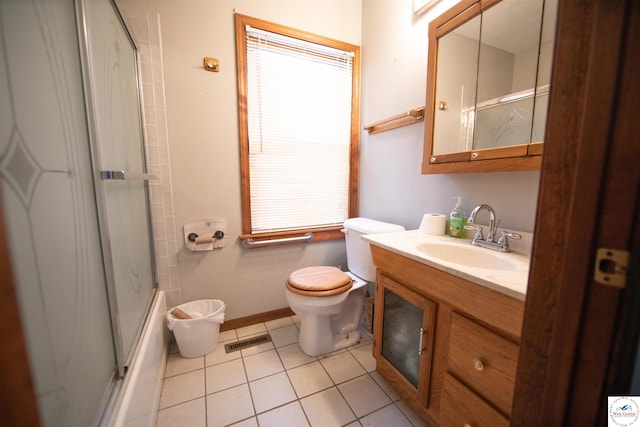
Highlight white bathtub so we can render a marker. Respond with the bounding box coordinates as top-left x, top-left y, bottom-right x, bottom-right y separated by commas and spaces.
108, 290, 169, 426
